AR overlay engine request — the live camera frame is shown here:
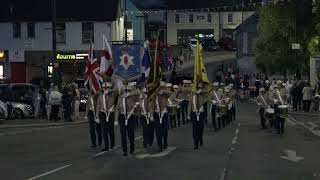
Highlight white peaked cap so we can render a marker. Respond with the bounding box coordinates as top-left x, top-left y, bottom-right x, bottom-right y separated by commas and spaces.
213, 82, 219, 86
105, 82, 112, 88
166, 83, 172, 88
183, 80, 189, 84
160, 81, 166, 87
173, 85, 179, 89
128, 81, 137, 86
